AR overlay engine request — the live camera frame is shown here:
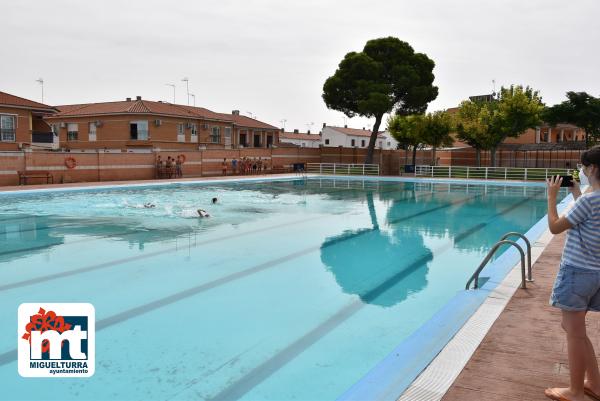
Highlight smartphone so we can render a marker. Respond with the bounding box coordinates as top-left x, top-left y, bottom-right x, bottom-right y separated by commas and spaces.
560, 175, 574, 187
